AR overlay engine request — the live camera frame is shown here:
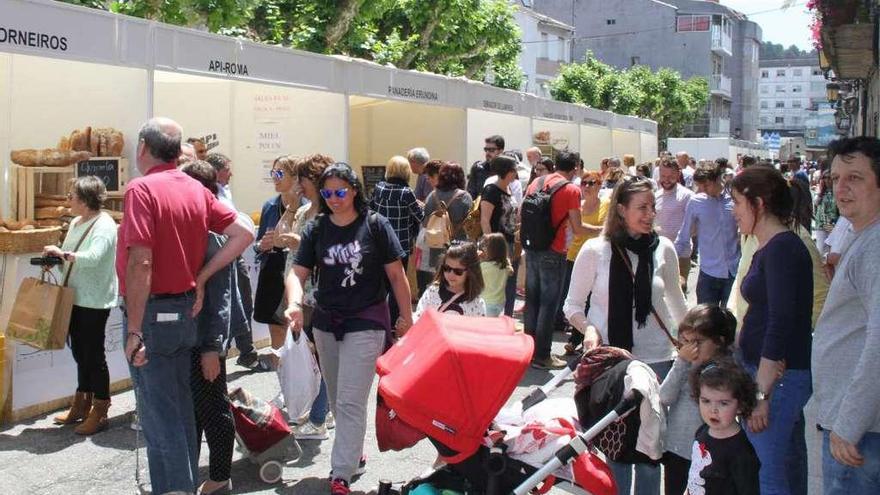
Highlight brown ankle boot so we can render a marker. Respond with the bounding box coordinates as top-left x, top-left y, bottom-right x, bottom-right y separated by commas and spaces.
54, 392, 92, 425
75, 399, 110, 435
